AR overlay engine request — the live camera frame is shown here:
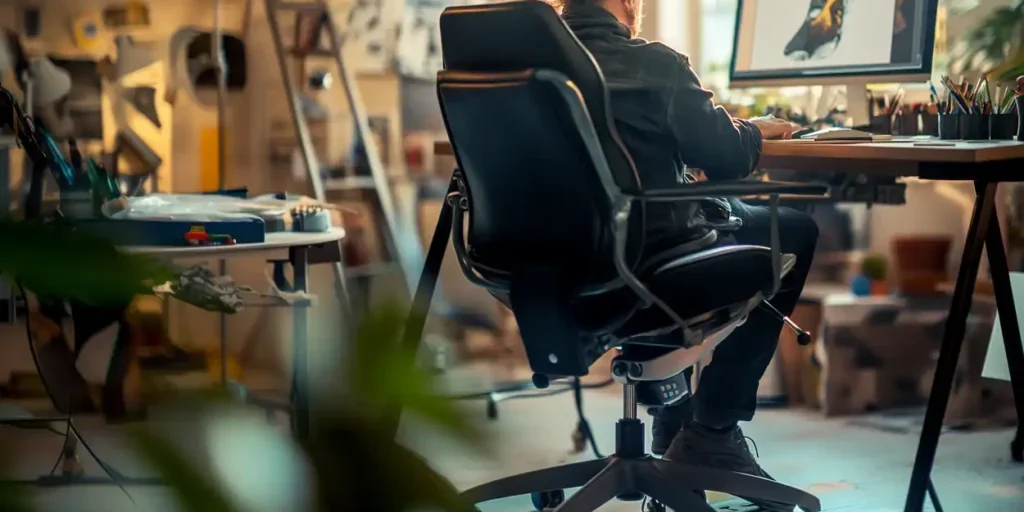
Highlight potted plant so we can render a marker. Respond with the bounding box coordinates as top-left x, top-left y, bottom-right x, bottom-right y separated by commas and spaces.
851, 254, 889, 297
956, 2, 1024, 83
